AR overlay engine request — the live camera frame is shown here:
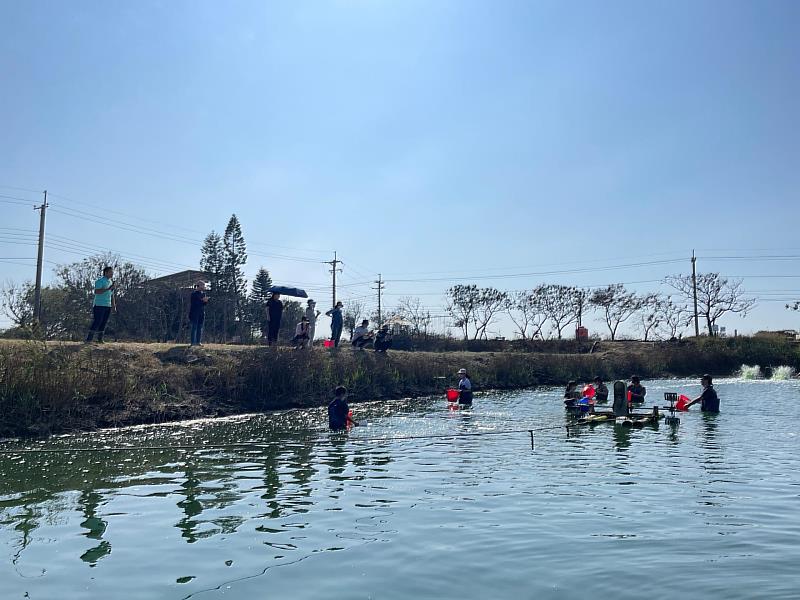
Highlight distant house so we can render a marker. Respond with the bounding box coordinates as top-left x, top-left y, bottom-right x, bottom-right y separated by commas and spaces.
145, 270, 210, 290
